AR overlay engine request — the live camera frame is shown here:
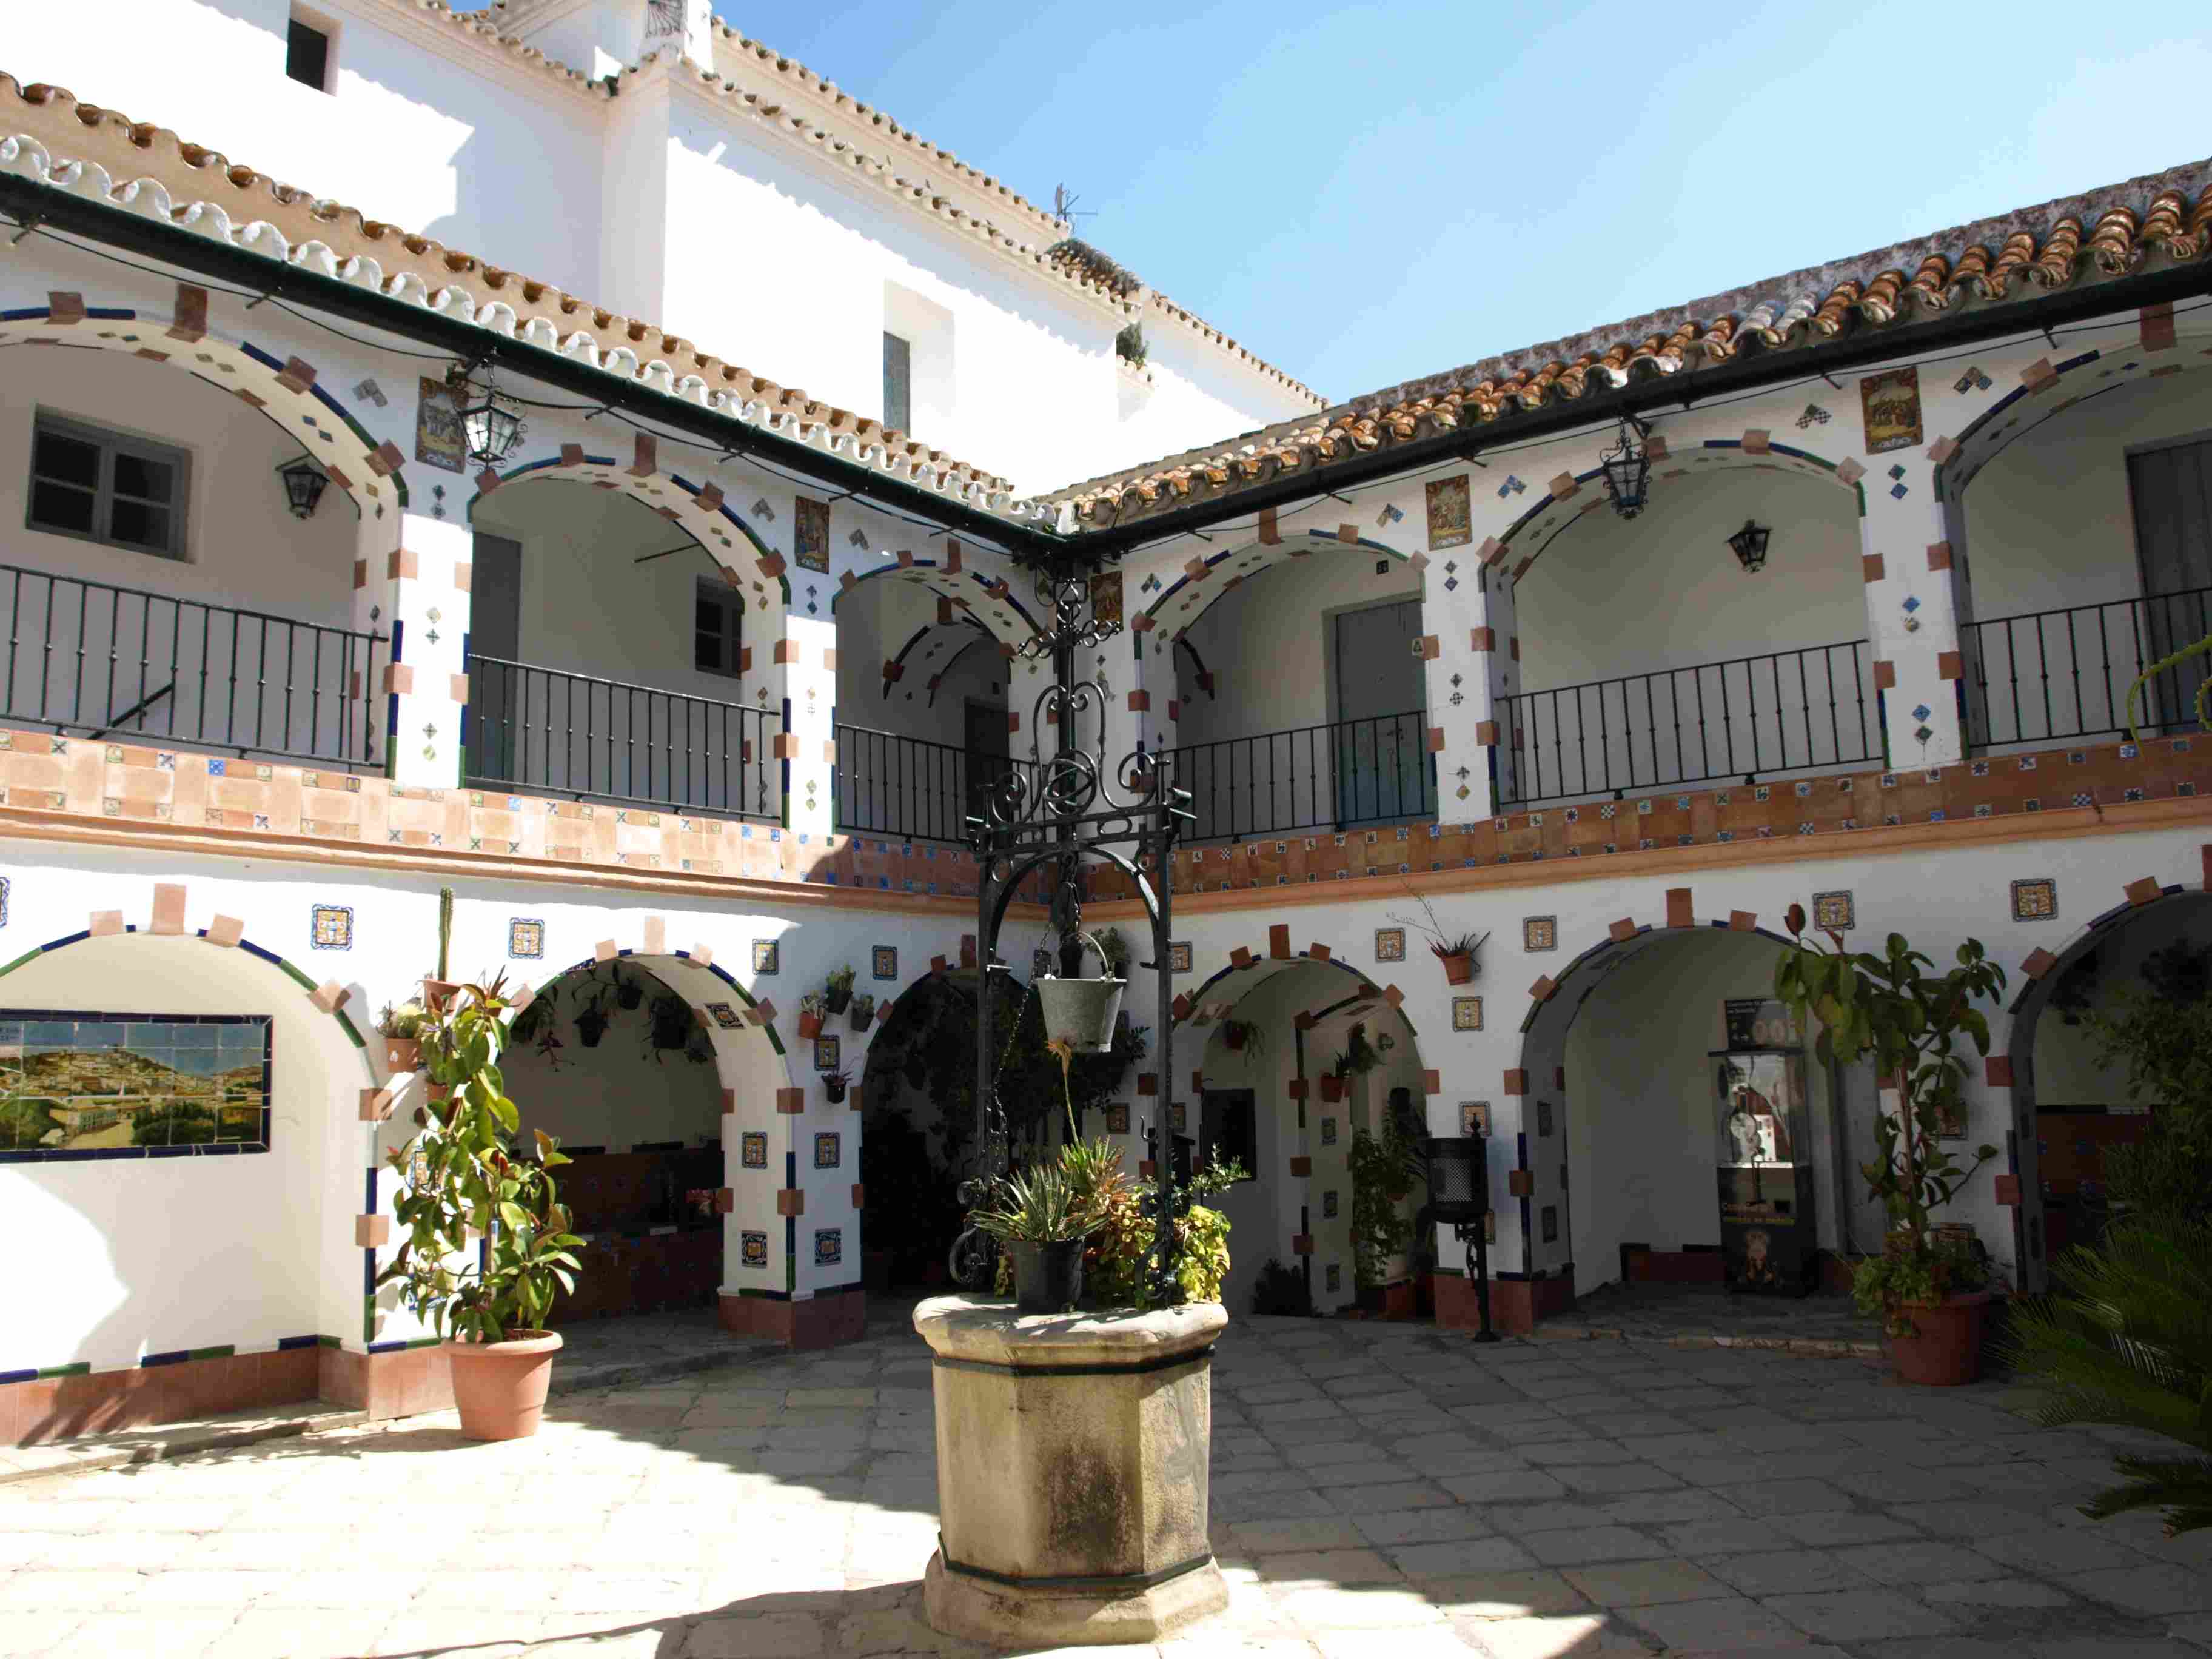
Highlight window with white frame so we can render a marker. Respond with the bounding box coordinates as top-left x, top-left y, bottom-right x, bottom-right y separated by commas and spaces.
27, 412, 191, 561
694, 577, 743, 678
